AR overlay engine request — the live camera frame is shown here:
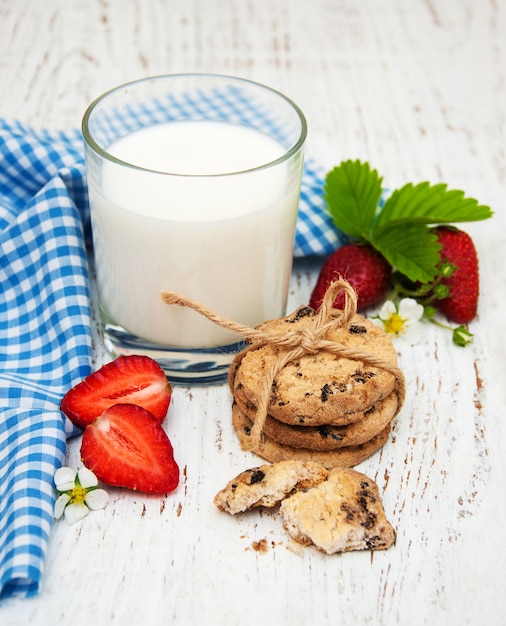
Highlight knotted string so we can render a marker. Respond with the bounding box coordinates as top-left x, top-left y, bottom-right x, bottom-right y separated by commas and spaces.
161, 279, 405, 451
